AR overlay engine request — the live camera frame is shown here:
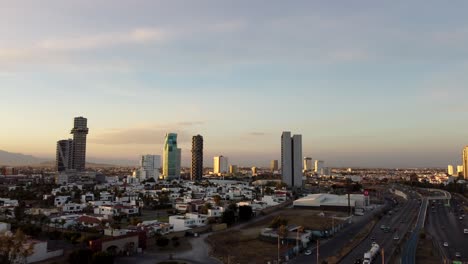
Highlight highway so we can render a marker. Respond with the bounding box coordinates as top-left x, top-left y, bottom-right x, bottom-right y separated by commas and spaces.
292, 198, 392, 264
425, 195, 468, 262
340, 190, 420, 264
